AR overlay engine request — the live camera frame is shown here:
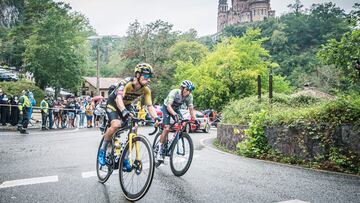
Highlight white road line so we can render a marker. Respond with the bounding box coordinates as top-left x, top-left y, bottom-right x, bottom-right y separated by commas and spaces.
84, 155, 200, 178
0, 175, 58, 189
82, 170, 118, 178
277, 200, 310, 203
81, 171, 97, 178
